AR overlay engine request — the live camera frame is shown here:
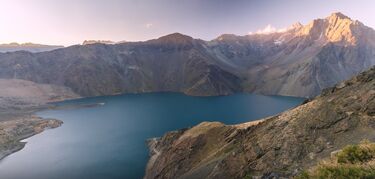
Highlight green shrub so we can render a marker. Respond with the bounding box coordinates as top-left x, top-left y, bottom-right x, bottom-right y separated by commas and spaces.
336, 141, 375, 164
313, 165, 375, 179
295, 140, 375, 179
296, 165, 375, 179
294, 170, 310, 179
